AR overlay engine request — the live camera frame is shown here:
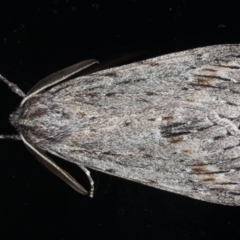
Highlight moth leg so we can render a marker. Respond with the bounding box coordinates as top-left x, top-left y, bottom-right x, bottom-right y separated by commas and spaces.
0, 134, 21, 140
21, 134, 89, 195
78, 165, 94, 198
